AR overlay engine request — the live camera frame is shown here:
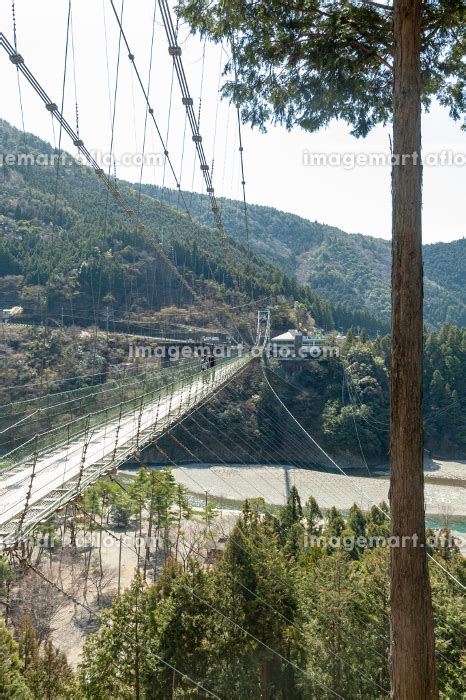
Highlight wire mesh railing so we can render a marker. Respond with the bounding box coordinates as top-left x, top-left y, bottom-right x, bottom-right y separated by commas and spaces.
0, 352, 252, 546
0, 354, 237, 461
